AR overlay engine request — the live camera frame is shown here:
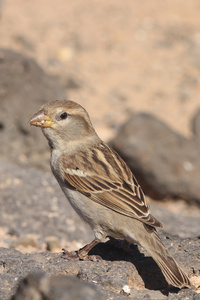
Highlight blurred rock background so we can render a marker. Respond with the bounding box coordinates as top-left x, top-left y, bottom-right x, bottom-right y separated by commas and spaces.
0, 1, 200, 299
